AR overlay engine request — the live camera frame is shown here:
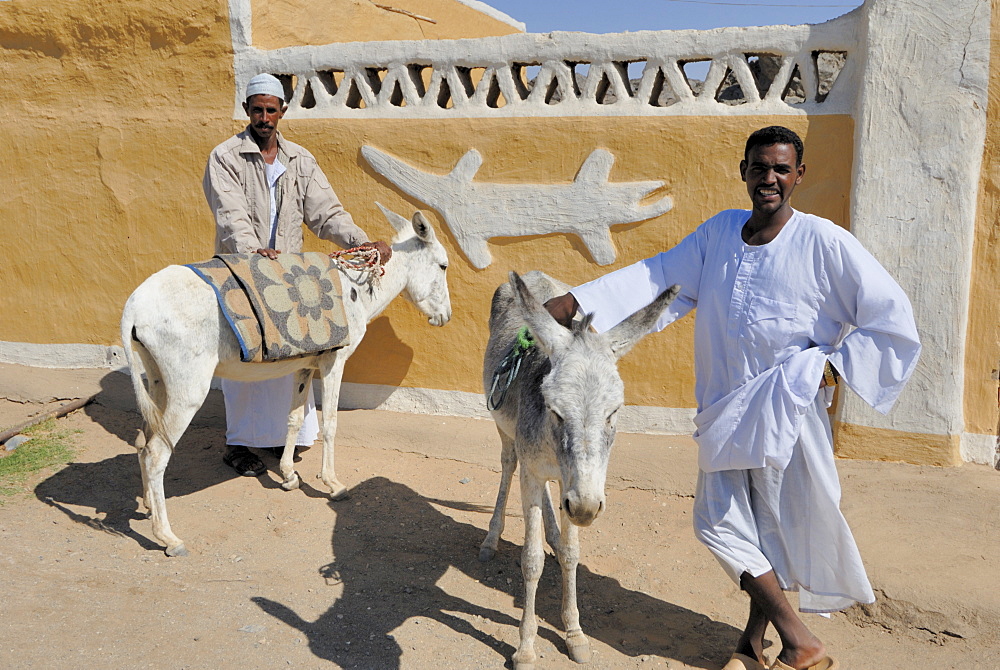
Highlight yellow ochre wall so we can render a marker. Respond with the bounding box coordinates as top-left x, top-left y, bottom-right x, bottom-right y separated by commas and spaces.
330, 116, 853, 402
251, 0, 522, 49
964, 0, 1000, 440
0, 0, 514, 354
0, 0, 853, 411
